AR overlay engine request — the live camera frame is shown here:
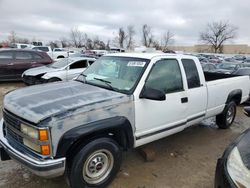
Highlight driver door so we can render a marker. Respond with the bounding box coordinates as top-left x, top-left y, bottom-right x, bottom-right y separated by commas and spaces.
134, 59, 188, 146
